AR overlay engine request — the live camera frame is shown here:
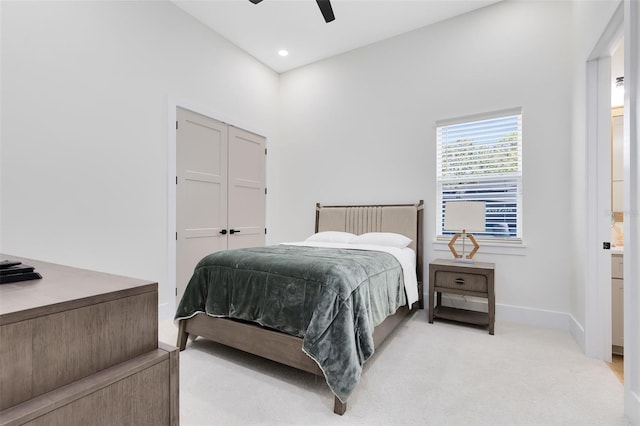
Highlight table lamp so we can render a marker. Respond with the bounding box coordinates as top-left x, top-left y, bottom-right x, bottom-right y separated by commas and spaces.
444, 201, 486, 263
